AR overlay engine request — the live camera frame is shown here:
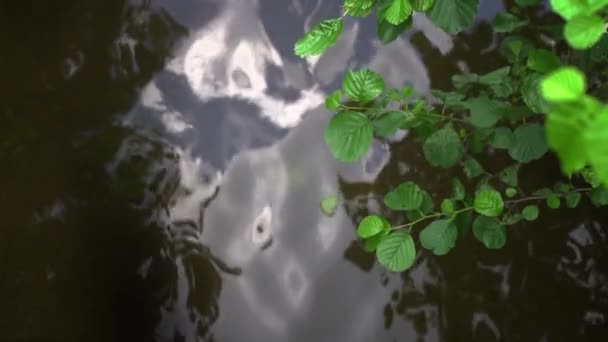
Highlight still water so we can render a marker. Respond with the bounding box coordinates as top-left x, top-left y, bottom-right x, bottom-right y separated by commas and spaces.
1, 0, 607, 341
